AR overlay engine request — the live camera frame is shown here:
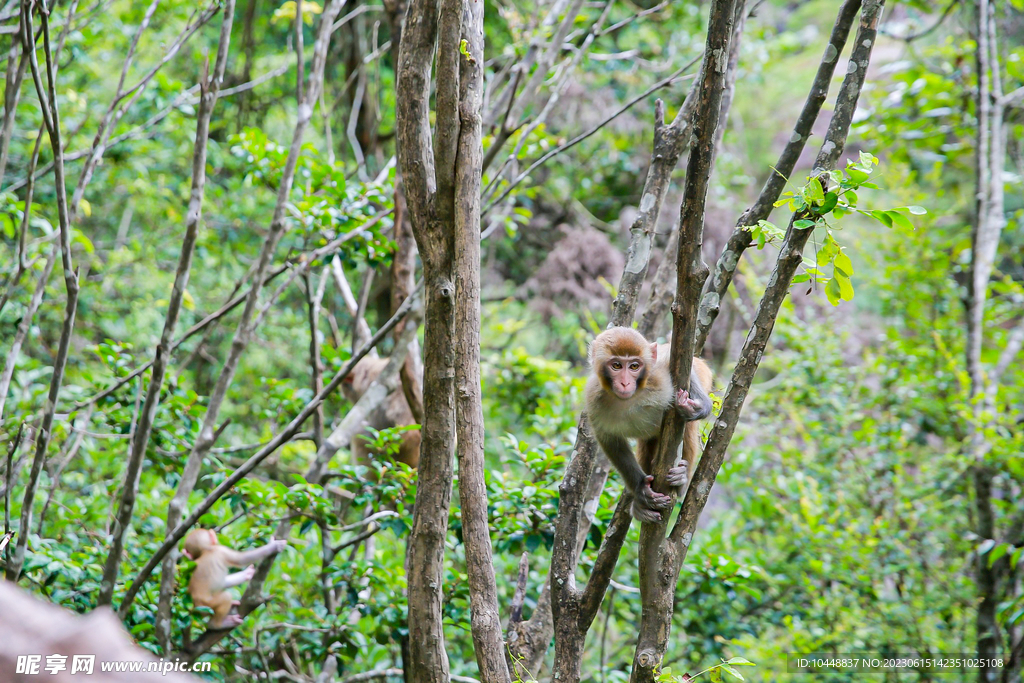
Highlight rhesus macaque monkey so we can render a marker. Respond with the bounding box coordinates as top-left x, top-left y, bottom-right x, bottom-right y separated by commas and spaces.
341, 356, 421, 468
182, 529, 288, 629
585, 327, 713, 523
